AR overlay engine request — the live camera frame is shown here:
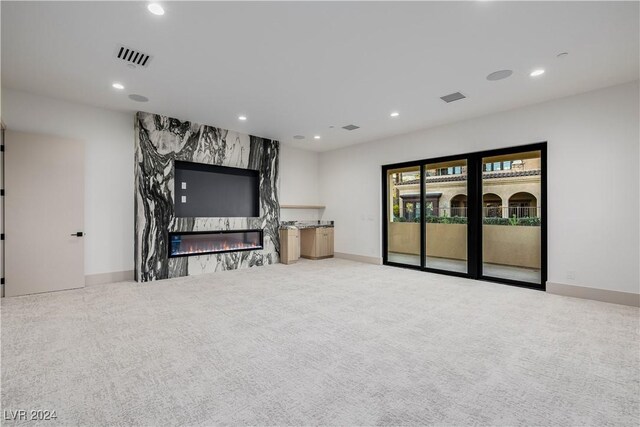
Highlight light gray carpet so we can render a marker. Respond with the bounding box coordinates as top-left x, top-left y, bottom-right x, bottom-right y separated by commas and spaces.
1, 259, 638, 426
